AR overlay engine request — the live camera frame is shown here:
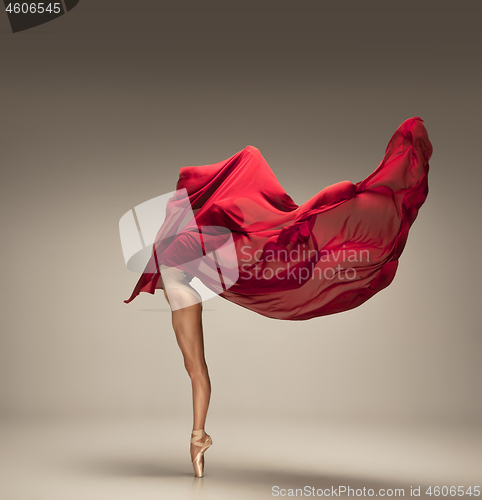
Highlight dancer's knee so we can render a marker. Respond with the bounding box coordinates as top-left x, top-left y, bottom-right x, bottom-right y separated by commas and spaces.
184, 360, 209, 381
